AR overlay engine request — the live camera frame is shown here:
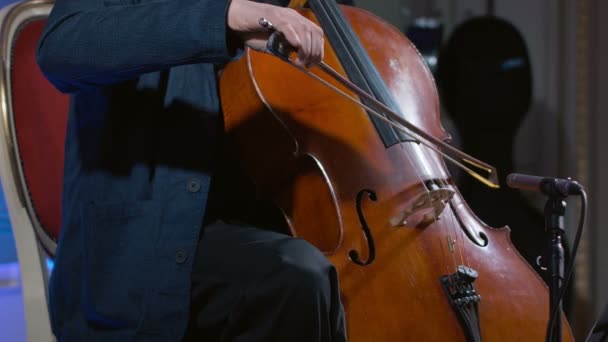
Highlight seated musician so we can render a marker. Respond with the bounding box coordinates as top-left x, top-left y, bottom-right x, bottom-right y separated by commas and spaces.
36, 0, 348, 340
